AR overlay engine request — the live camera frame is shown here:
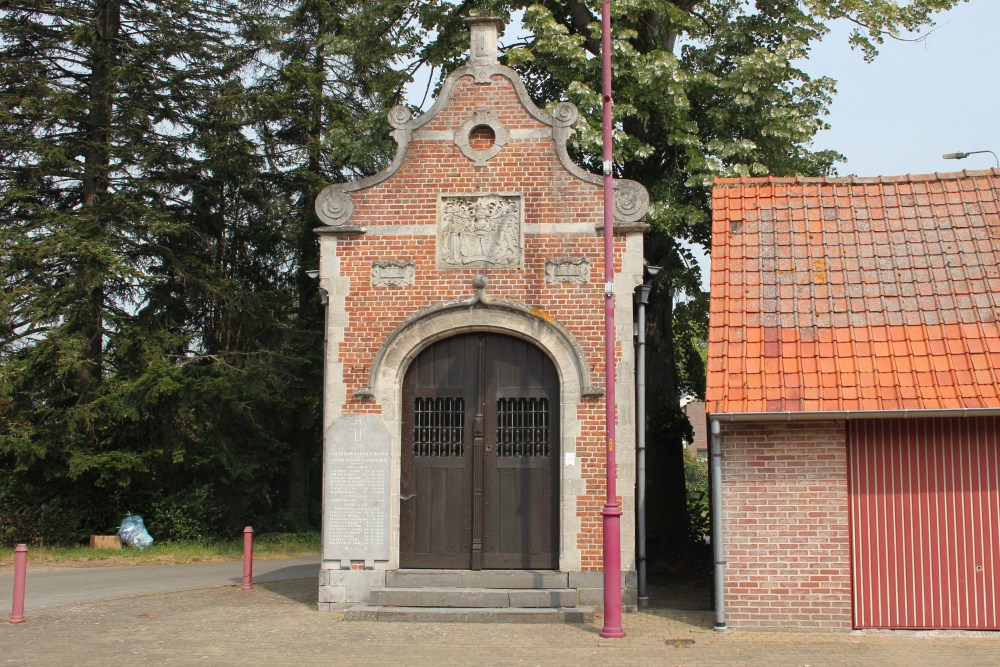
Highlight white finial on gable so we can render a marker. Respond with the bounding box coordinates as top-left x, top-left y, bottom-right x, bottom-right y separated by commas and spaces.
466, 17, 504, 65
